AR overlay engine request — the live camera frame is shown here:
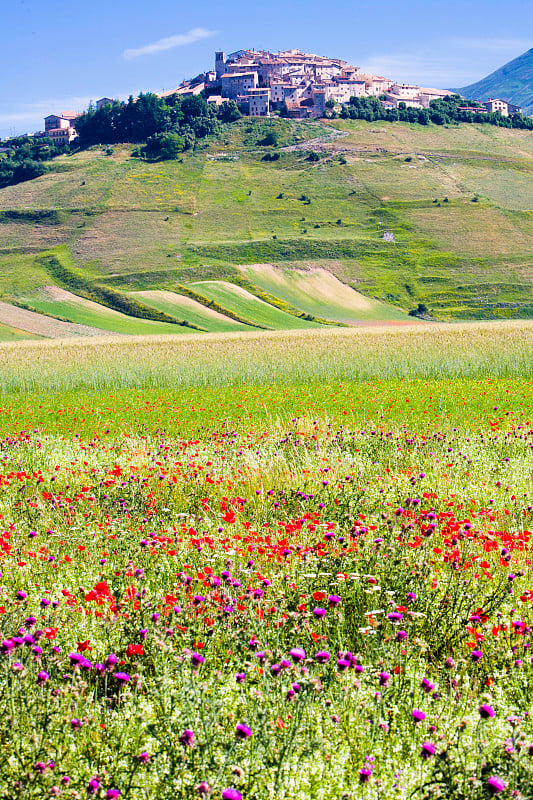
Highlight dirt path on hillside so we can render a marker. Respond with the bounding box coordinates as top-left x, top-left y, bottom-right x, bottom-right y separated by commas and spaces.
282, 130, 350, 152
0, 301, 116, 338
